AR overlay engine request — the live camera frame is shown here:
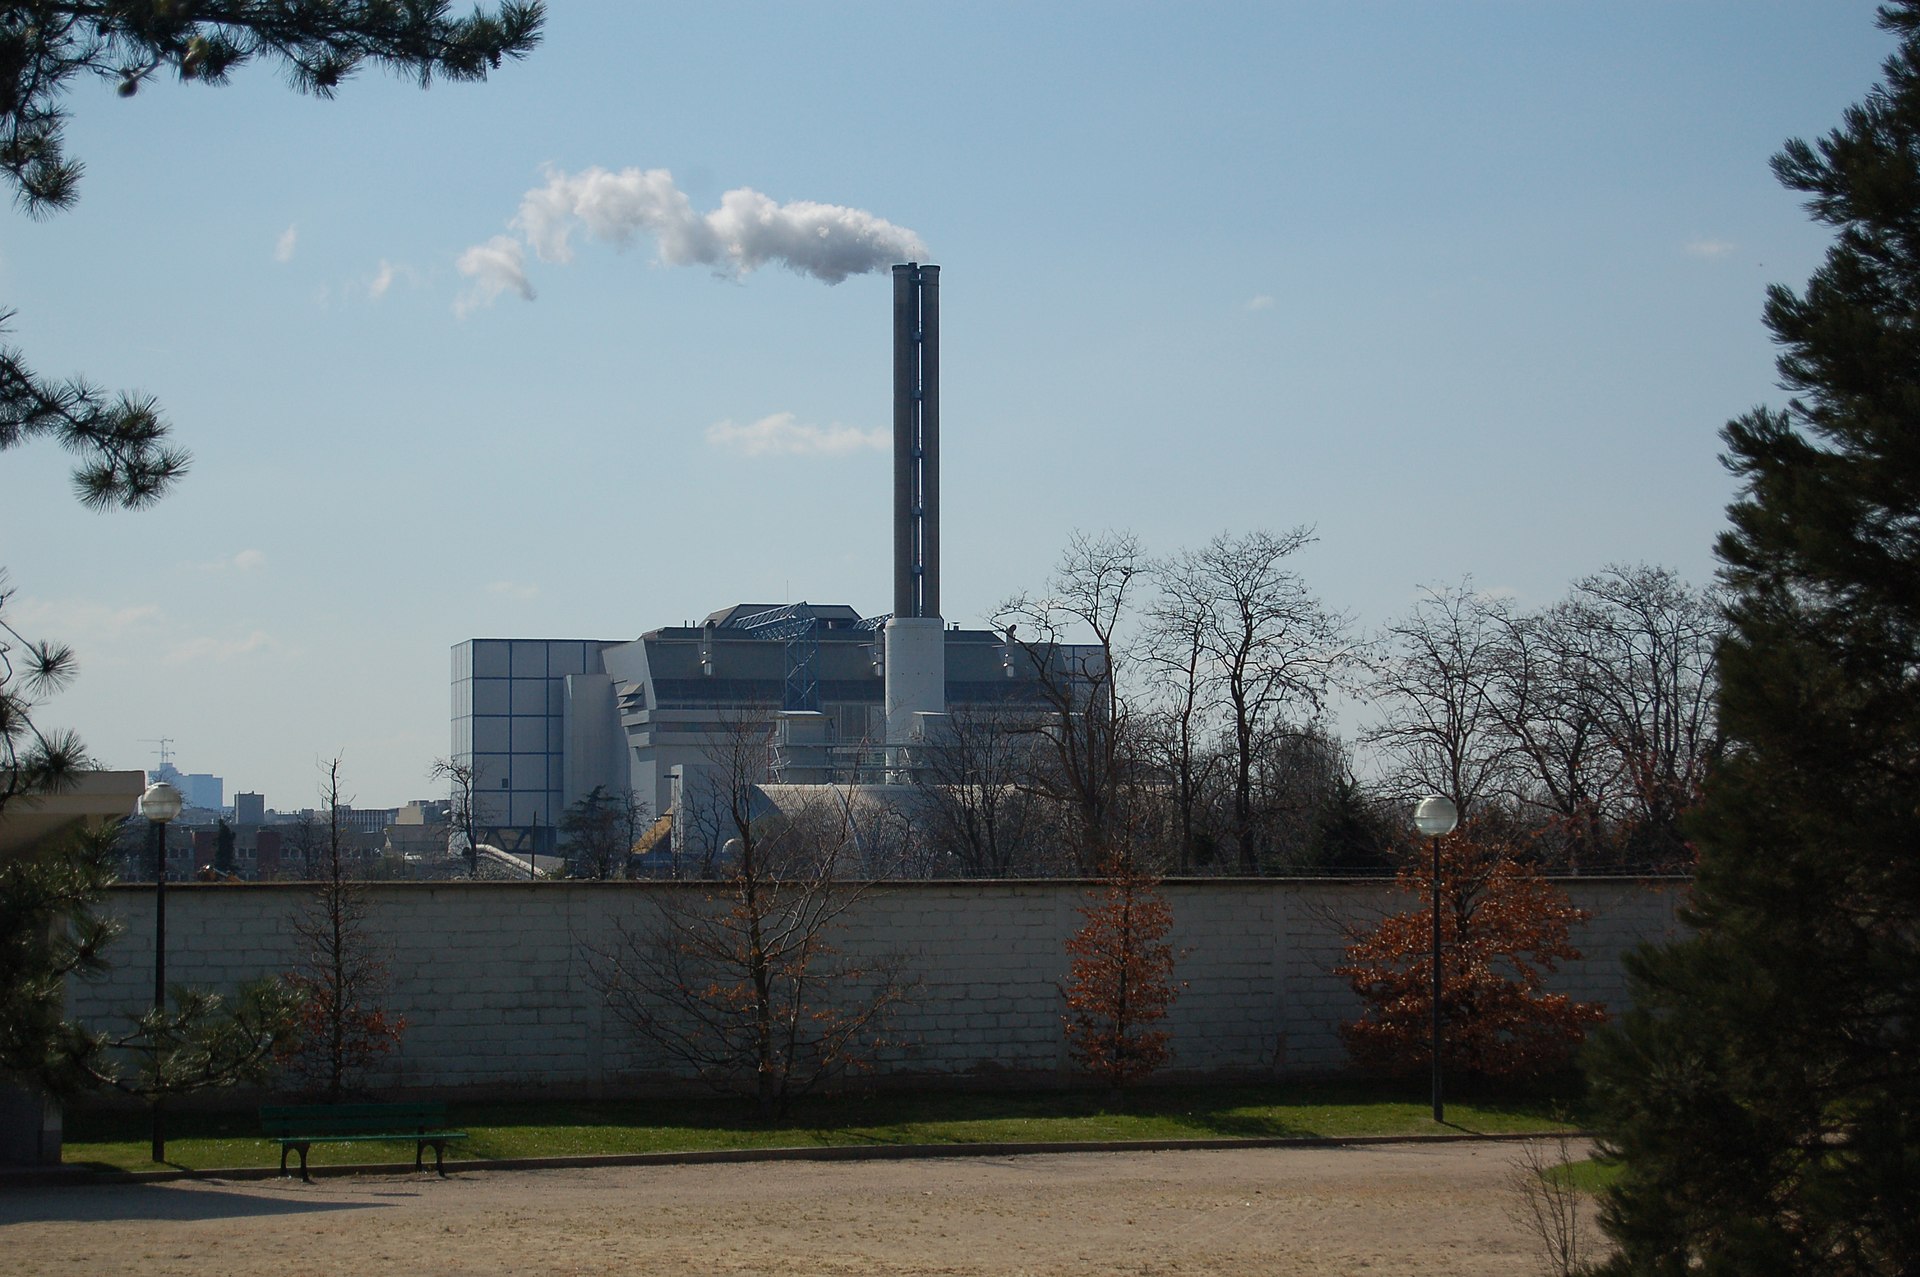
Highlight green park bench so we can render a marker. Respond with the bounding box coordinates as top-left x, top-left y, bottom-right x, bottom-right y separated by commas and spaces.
259, 1102, 467, 1181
